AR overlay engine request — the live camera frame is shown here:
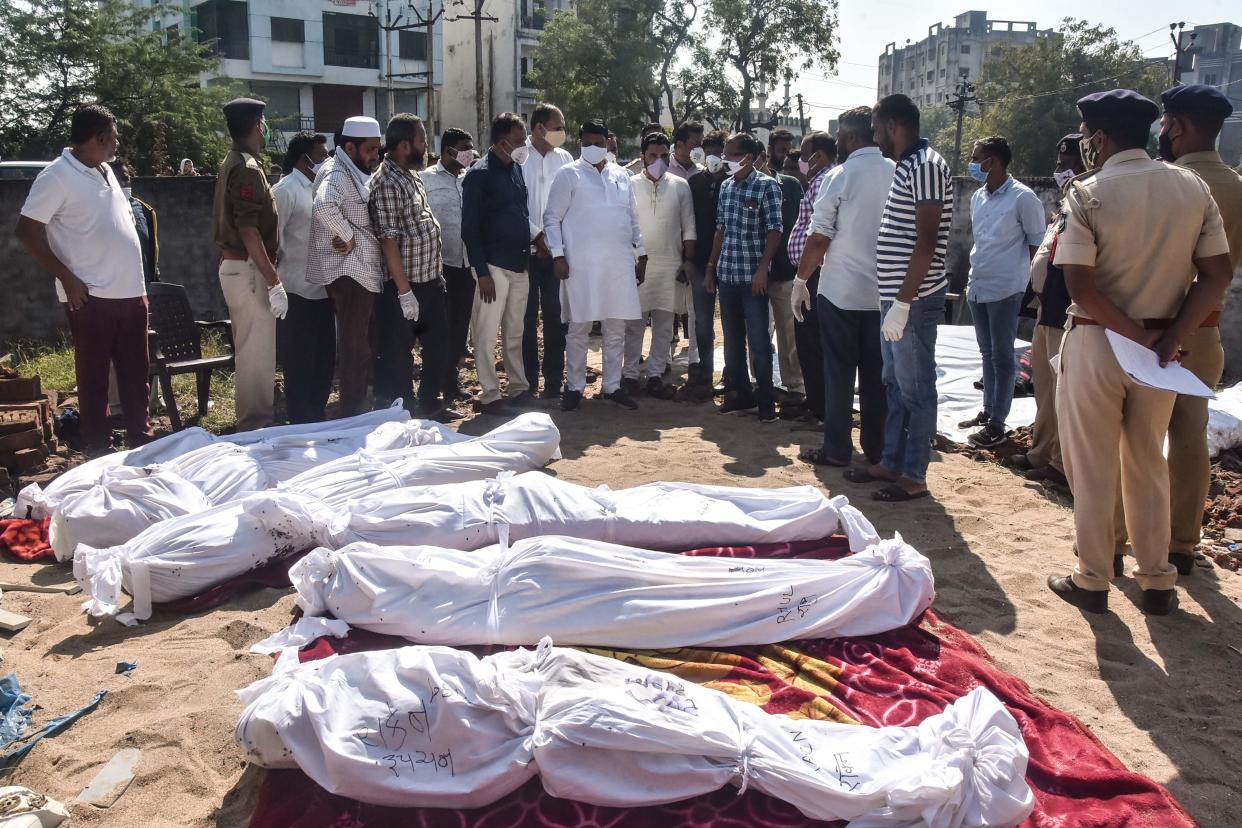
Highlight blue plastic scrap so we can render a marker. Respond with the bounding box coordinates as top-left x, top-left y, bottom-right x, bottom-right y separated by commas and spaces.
0, 673, 107, 769
115, 661, 138, 676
